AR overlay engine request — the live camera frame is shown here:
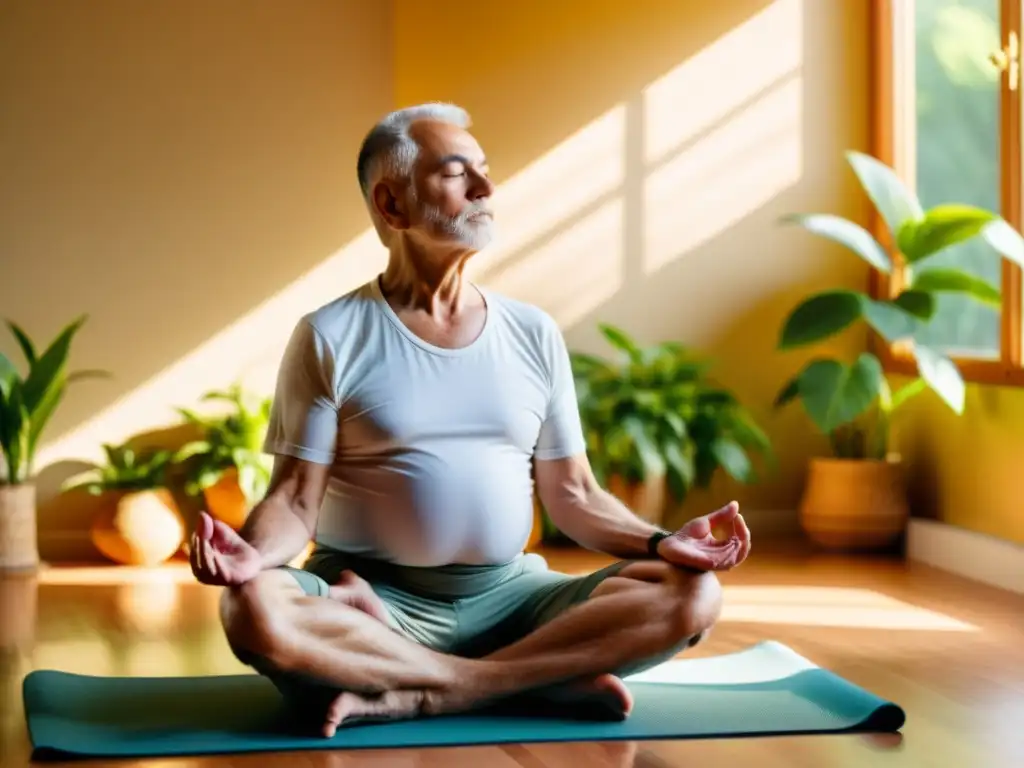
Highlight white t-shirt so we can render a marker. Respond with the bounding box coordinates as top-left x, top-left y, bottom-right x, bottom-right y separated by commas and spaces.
263, 276, 586, 567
